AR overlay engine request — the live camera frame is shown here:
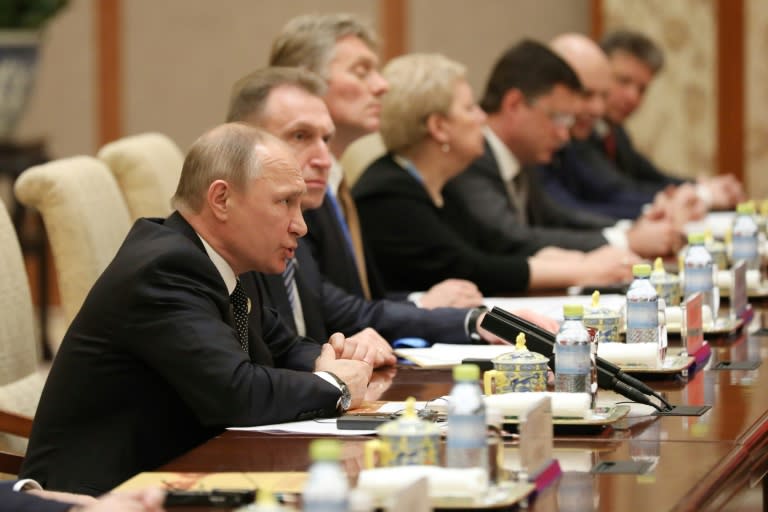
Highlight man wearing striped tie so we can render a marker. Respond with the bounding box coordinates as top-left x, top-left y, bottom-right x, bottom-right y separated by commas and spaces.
227, 67, 559, 358
269, 13, 485, 308
21, 124, 375, 495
